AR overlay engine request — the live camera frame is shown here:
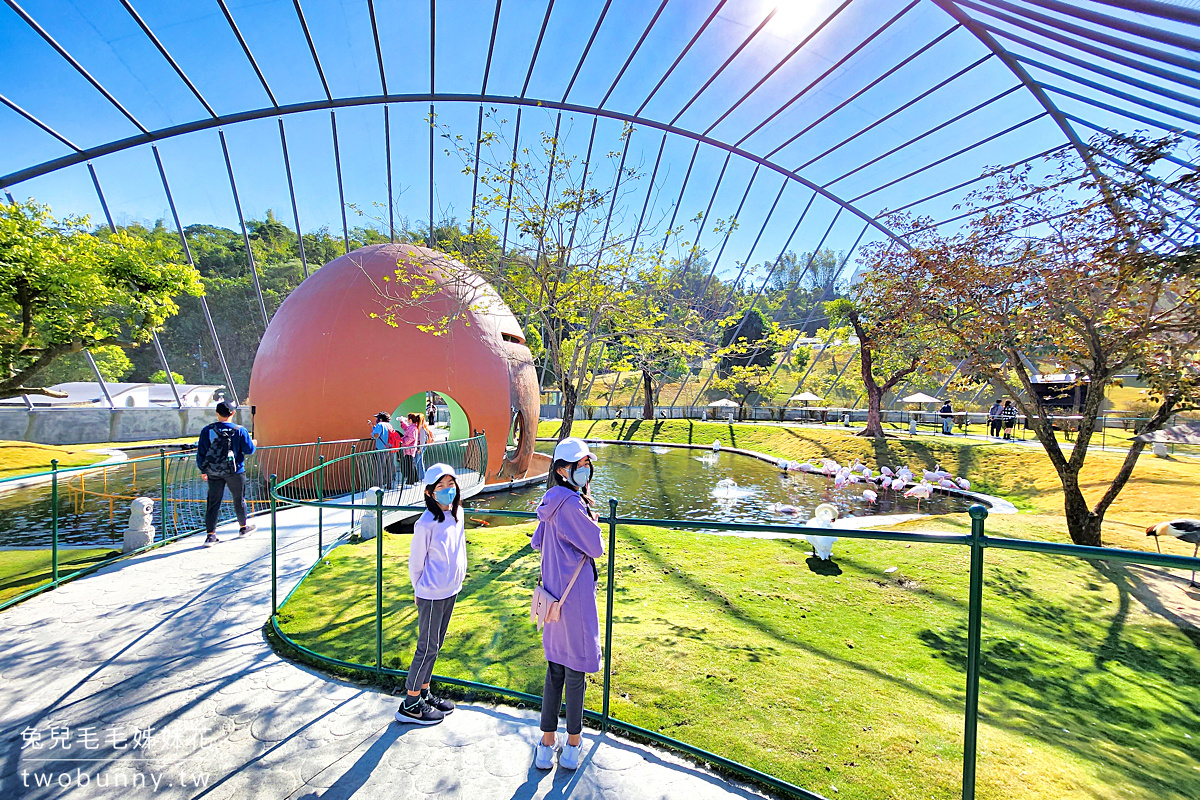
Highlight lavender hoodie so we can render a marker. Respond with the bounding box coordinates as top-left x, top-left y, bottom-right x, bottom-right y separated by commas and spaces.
531, 486, 605, 674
